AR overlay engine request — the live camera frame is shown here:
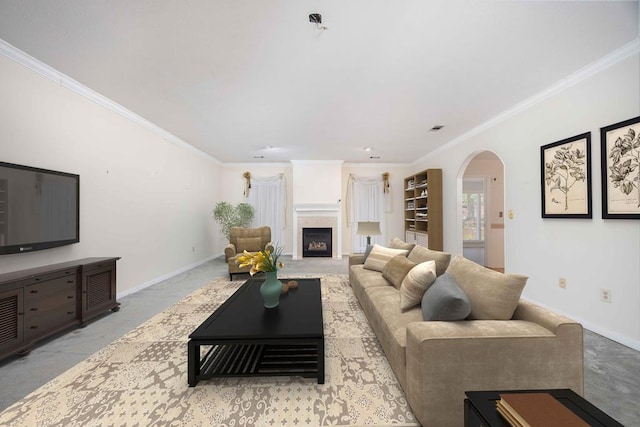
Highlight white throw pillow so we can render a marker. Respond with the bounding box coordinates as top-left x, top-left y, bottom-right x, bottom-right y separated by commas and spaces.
363, 244, 409, 272
400, 260, 437, 310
